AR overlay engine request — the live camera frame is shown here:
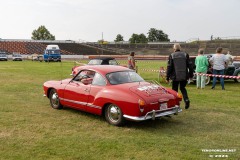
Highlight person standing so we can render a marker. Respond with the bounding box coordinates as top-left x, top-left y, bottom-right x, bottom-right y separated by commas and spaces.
225, 50, 233, 65
209, 47, 228, 90
166, 44, 193, 109
128, 51, 135, 69
195, 49, 209, 89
